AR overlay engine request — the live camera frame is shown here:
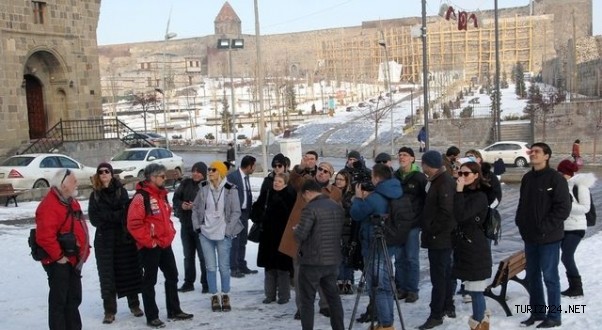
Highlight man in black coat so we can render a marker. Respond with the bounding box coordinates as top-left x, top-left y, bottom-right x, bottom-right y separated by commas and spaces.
294, 180, 345, 330
515, 143, 571, 328
173, 162, 208, 293
418, 150, 456, 330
